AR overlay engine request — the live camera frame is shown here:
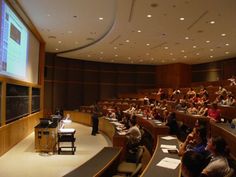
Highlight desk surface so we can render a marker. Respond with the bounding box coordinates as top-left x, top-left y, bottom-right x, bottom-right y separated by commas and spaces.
63, 147, 121, 177
140, 136, 180, 177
